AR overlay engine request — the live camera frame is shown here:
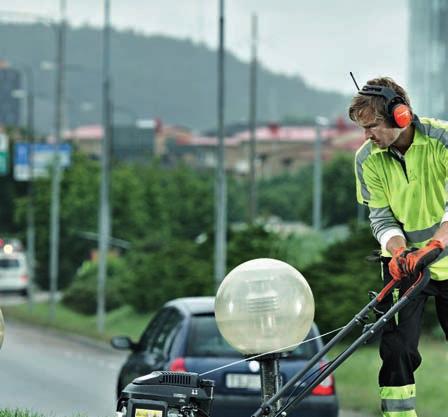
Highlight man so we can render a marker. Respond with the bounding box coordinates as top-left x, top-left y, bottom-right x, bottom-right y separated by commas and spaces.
350, 77, 448, 417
